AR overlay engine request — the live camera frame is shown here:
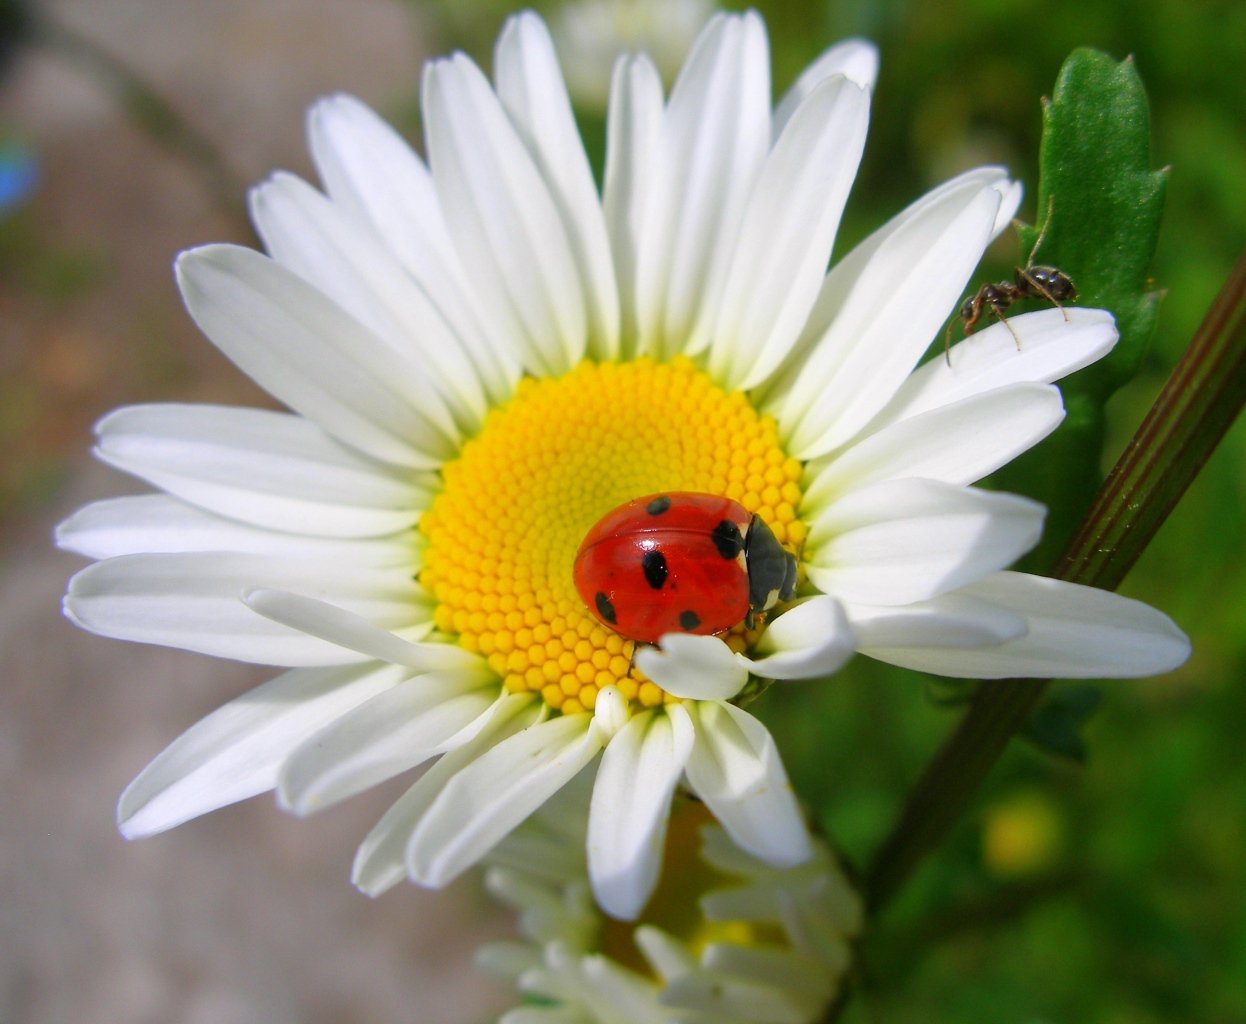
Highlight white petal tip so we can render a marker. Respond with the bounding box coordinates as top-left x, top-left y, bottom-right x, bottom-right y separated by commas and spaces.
115, 794, 177, 840
1139, 625, 1192, 675
596, 884, 645, 923
274, 780, 318, 818
745, 596, 857, 680
115, 810, 148, 840
349, 870, 395, 899
404, 851, 448, 888
832, 39, 880, 90
116, 819, 148, 841
308, 90, 354, 118
633, 634, 748, 700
